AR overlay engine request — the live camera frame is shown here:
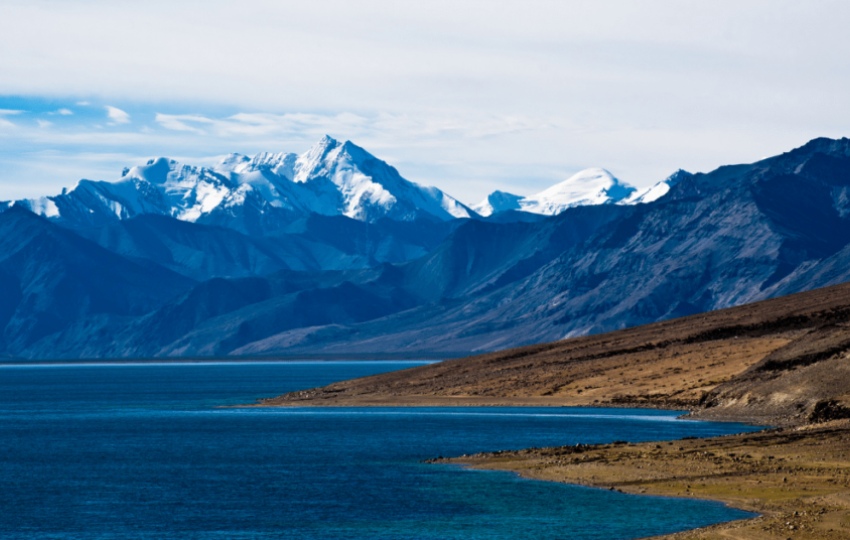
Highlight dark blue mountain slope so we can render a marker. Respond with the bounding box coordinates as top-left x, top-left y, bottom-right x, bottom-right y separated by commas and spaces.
0, 207, 193, 355
10, 137, 850, 358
